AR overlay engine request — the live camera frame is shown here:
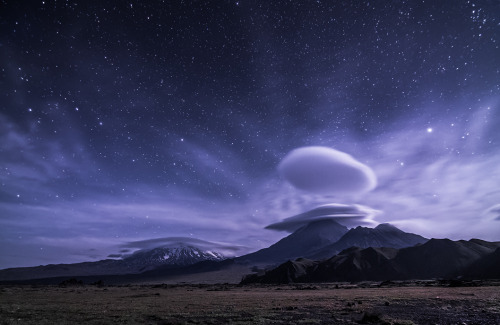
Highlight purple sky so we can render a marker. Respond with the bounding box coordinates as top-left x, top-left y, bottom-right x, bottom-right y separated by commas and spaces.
1, 0, 499, 269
